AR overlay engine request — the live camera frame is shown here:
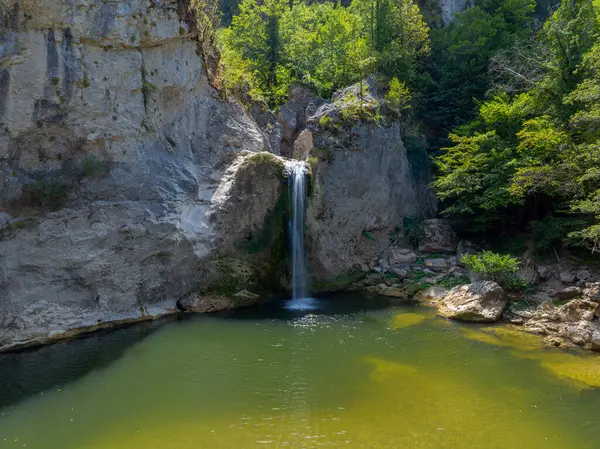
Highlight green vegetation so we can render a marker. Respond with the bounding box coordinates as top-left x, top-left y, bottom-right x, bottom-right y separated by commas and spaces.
433, 0, 600, 254
0, 218, 39, 241
202, 0, 600, 258
403, 215, 424, 249
82, 155, 106, 179
461, 251, 525, 290
218, 0, 429, 106
20, 179, 69, 211
213, 257, 254, 296
422, 0, 536, 137
403, 269, 429, 294
362, 230, 376, 241
385, 77, 412, 118
438, 274, 471, 289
